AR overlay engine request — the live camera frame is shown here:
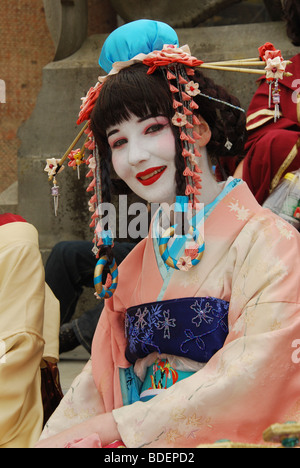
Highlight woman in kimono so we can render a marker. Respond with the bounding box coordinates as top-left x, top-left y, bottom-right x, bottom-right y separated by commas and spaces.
37, 20, 300, 448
